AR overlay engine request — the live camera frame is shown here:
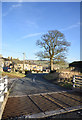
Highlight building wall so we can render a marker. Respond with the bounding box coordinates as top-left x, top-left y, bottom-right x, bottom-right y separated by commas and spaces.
37, 65, 43, 71
15, 63, 43, 71
4, 61, 12, 67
